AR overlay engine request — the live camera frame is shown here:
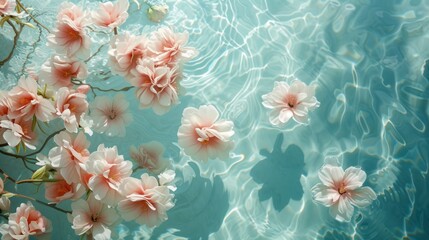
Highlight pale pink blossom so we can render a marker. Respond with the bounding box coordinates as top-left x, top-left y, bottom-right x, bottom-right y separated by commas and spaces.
0, 0, 16, 15
55, 87, 89, 133
0, 177, 3, 193
0, 91, 10, 145
7, 77, 56, 122
70, 195, 118, 240
45, 173, 85, 203
56, 2, 86, 24
312, 165, 377, 222
49, 131, 90, 184
177, 105, 235, 161
48, 3, 90, 59
0, 202, 51, 240
129, 59, 181, 115
39, 56, 88, 89
92, 0, 129, 28
90, 94, 132, 137
262, 80, 320, 125
108, 33, 149, 78
130, 141, 170, 174
118, 173, 174, 227
0, 118, 36, 150
85, 144, 133, 205
148, 27, 198, 66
